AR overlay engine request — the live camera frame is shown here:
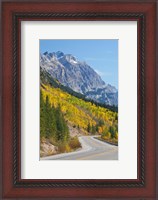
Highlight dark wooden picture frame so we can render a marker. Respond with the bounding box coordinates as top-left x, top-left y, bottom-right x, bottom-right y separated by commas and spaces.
1, 1, 157, 199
